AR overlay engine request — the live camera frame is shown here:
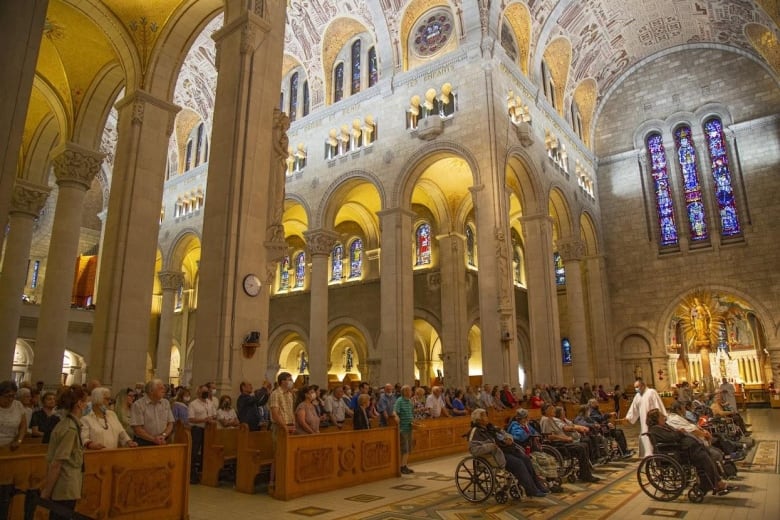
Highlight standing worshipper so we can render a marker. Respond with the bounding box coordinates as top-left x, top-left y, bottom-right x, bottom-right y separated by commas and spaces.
394, 385, 415, 474
719, 378, 738, 412
625, 377, 666, 456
